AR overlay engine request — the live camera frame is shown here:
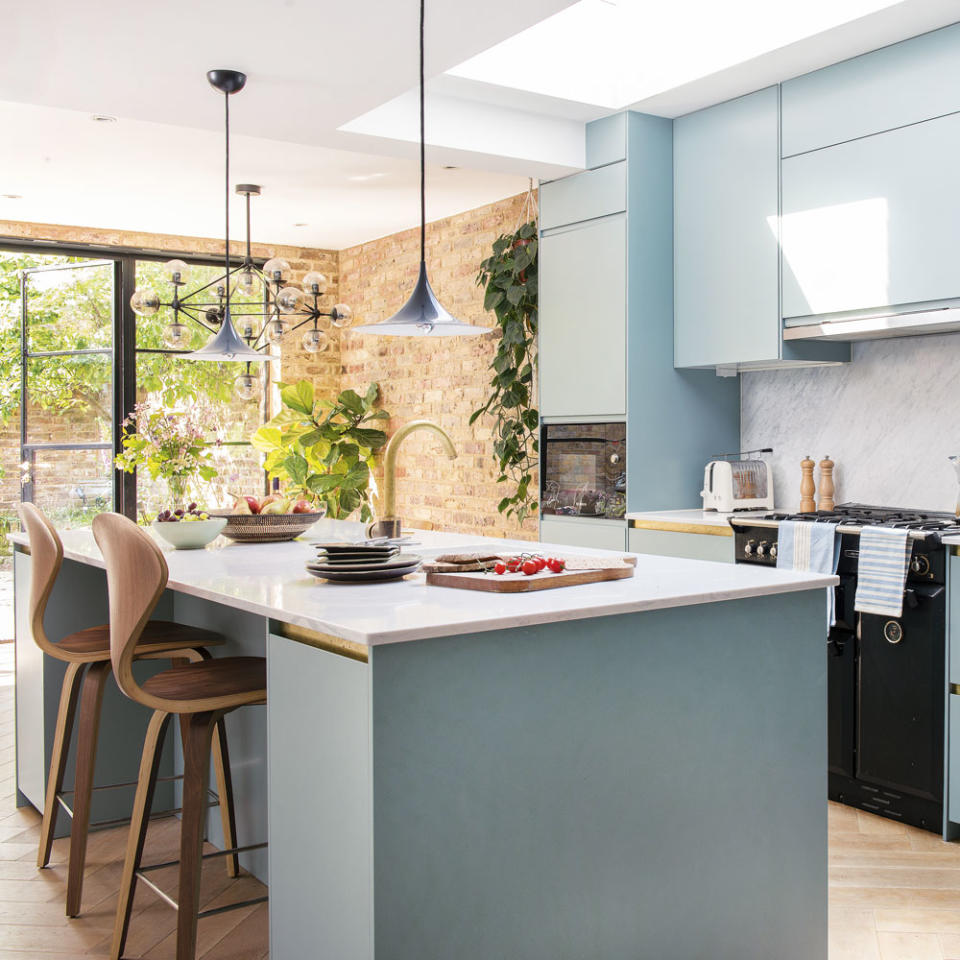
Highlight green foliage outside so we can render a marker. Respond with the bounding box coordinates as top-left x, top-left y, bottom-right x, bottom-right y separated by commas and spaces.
470, 220, 539, 526
252, 380, 389, 521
